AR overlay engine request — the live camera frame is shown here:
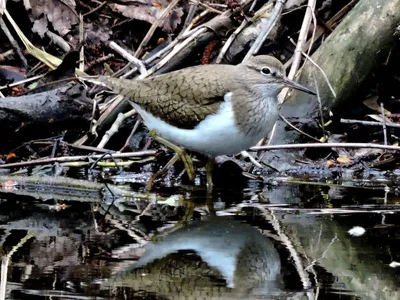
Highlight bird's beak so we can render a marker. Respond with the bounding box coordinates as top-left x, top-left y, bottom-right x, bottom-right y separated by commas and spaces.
283, 78, 316, 95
